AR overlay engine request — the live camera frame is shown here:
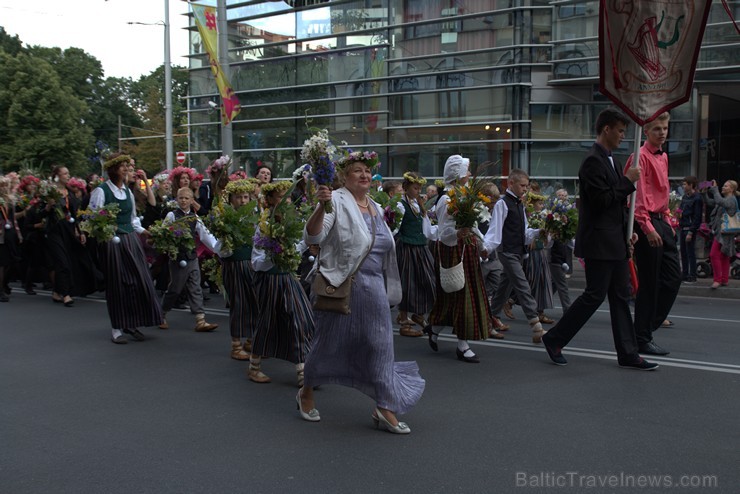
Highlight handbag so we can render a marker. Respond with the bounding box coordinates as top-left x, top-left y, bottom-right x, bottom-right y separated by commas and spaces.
312, 212, 376, 314
438, 243, 465, 293
719, 211, 740, 234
